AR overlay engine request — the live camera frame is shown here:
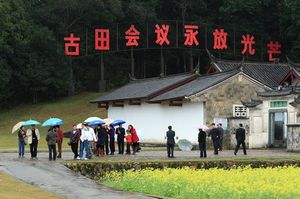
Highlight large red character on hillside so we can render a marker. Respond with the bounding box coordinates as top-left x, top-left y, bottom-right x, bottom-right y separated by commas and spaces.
125, 25, 140, 47
184, 25, 199, 46
241, 34, 255, 55
213, 29, 227, 50
155, 24, 170, 46
95, 29, 110, 50
64, 33, 80, 56
267, 41, 281, 62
